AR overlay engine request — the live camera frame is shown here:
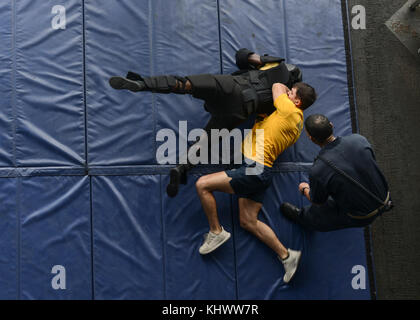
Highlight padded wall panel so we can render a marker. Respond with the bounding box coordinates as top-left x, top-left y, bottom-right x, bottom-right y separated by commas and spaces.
153, 0, 219, 164
0, 2, 14, 166
162, 175, 236, 300
219, 0, 296, 164
0, 0, 372, 300
283, 0, 353, 162
85, 0, 155, 165
300, 226, 371, 299
19, 176, 91, 300
219, 0, 288, 72
219, 0, 354, 165
92, 175, 164, 299
233, 173, 306, 299
0, 178, 17, 299
14, 0, 85, 166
